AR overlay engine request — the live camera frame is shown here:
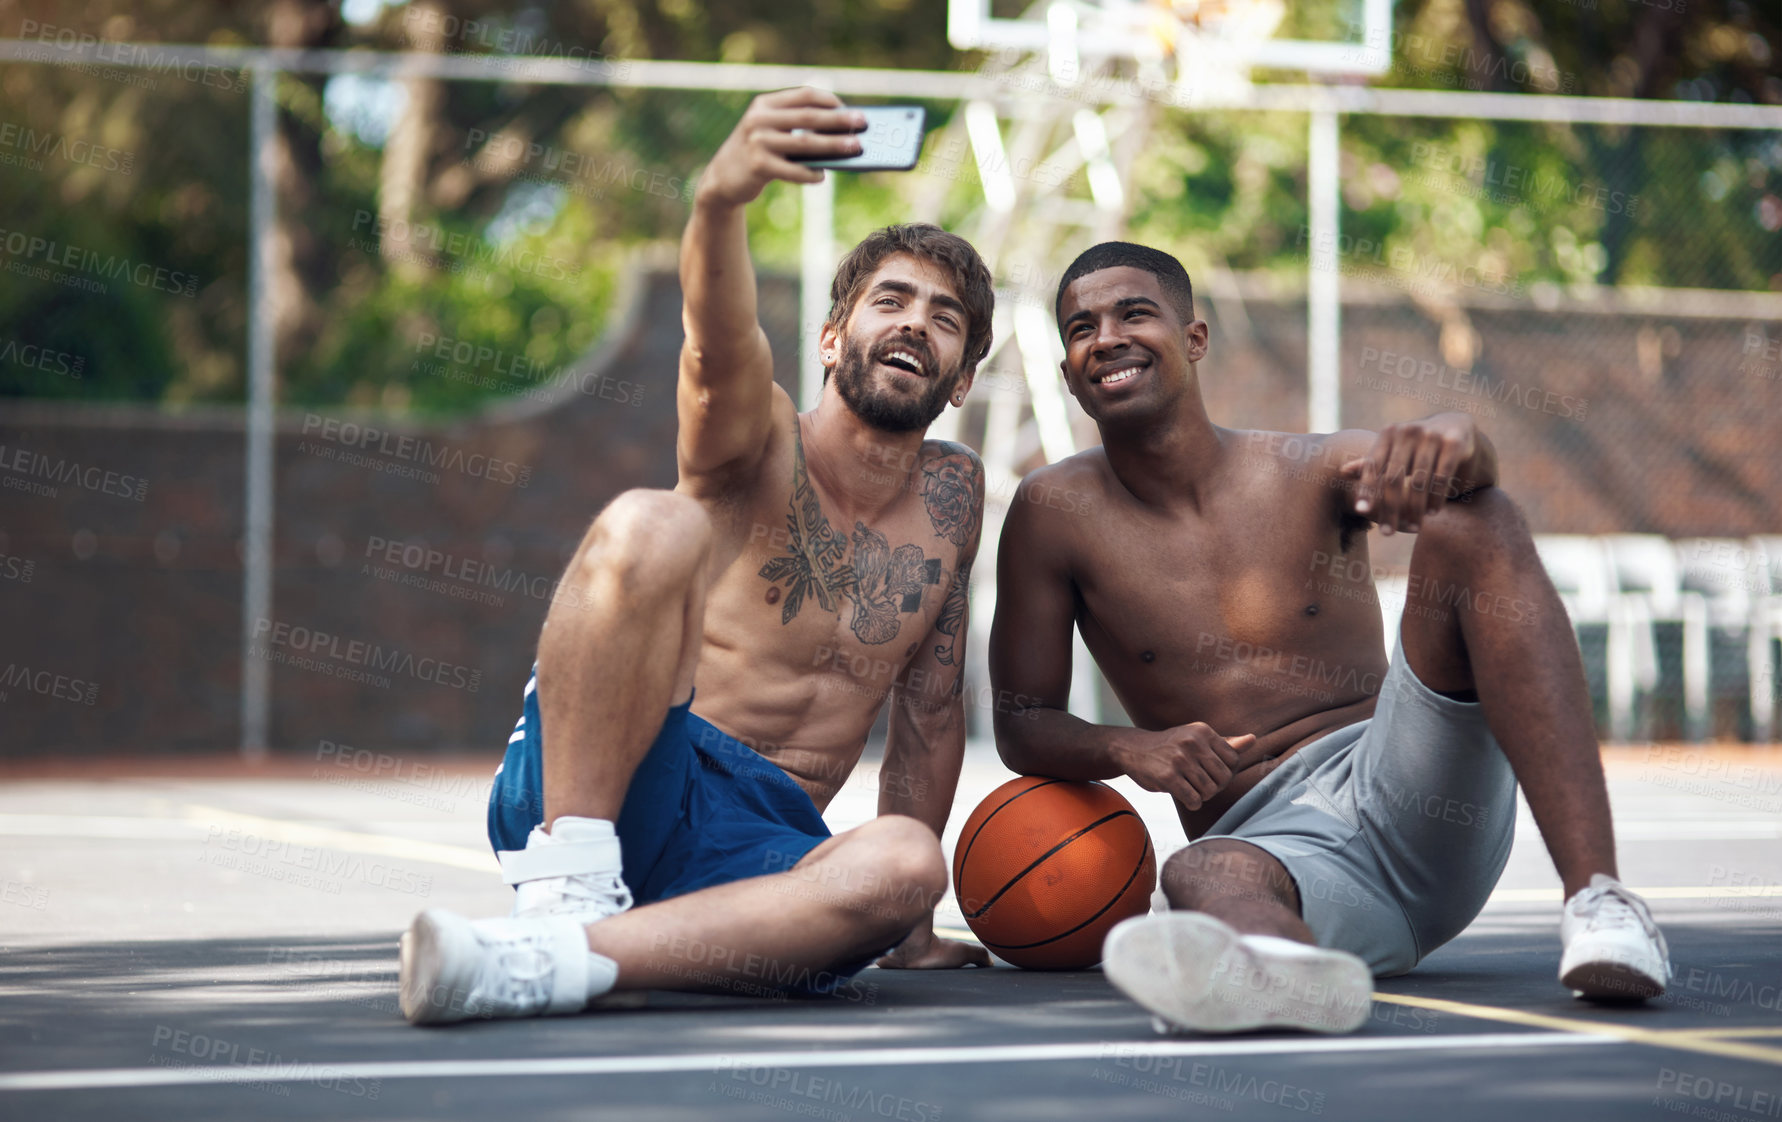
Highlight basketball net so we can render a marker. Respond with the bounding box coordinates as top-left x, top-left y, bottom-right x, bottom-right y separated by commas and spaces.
1141, 0, 1283, 105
